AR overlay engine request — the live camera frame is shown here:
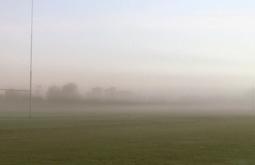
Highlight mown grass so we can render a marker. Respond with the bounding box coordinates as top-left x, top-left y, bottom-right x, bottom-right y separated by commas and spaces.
1, 103, 255, 164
